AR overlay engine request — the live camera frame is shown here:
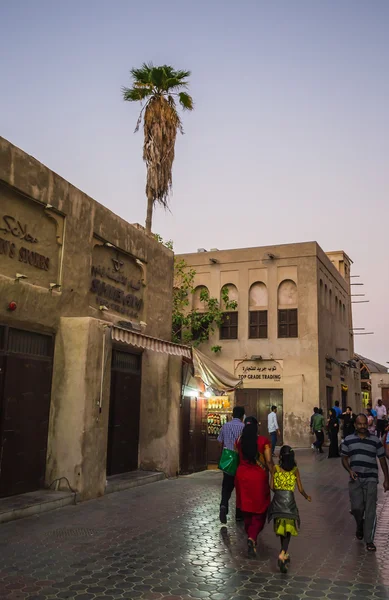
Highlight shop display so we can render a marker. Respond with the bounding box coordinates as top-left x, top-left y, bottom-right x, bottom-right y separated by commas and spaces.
206, 396, 233, 441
